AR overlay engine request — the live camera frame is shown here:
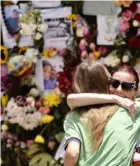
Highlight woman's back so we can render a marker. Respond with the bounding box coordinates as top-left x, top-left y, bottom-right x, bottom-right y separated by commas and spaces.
64, 102, 140, 166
